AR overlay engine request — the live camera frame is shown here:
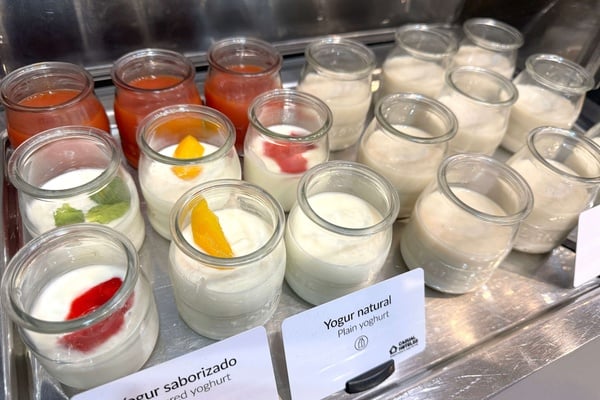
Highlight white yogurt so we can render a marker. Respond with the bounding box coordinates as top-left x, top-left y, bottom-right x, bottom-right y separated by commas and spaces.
27, 265, 159, 390
358, 123, 446, 219
380, 56, 446, 98
508, 158, 592, 253
140, 142, 241, 239
297, 73, 372, 151
25, 169, 145, 249
451, 45, 515, 78
285, 192, 392, 305
401, 187, 513, 294
438, 93, 508, 155
502, 84, 579, 152
243, 124, 326, 211
169, 208, 286, 339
